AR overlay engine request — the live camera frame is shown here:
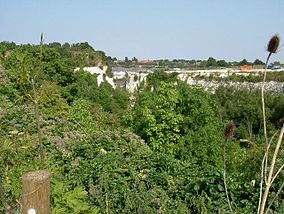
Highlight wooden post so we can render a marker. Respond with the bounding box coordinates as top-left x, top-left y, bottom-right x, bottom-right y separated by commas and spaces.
22, 170, 51, 214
